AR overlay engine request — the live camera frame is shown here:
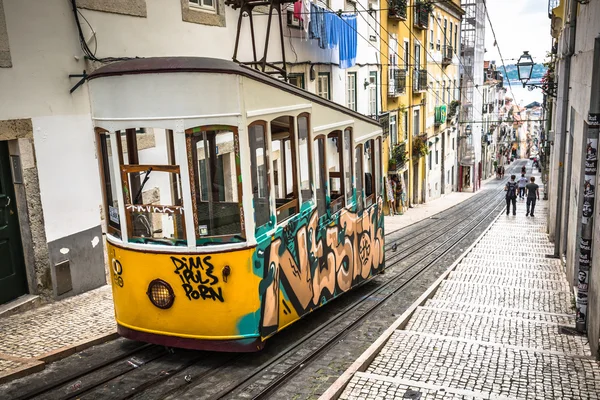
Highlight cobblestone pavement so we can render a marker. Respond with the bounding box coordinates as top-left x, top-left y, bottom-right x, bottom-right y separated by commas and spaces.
0, 285, 115, 381
339, 200, 600, 399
